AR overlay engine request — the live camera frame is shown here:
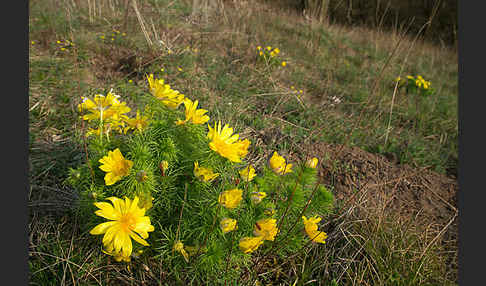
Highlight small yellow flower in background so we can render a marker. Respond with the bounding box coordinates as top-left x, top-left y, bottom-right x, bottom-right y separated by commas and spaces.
266, 46, 272, 51
395, 76, 401, 82
253, 218, 278, 241
86, 127, 101, 138
100, 35, 105, 39
250, 191, 267, 204
207, 121, 251, 163
290, 86, 295, 90
31, 41, 35, 45
137, 193, 154, 210
306, 157, 318, 168
146, 74, 185, 109
160, 68, 164, 72
257, 46, 262, 50
174, 241, 189, 262
273, 48, 280, 54
177, 67, 183, 72
259, 51, 264, 56
99, 148, 133, 185
218, 188, 243, 209
128, 79, 133, 83
60, 47, 66, 51
270, 51, 276, 57
281, 61, 287, 67
90, 196, 155, 260
239, 165, 256, 182
239, 236, 264, 254
264, 207, 275, 216
125, 110, 149, 133
57, 40, 61, 44
406, 75, 414, 80
220, 218, 238, 234
160, 160, 169, 171
269, 151, 292, 175
102, 244, 132, 262
193, 161, 219, 182
176, 98, 210, 125
122, 33, 126, 36
302, 216, 327, 244
299, 90, 303, 94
